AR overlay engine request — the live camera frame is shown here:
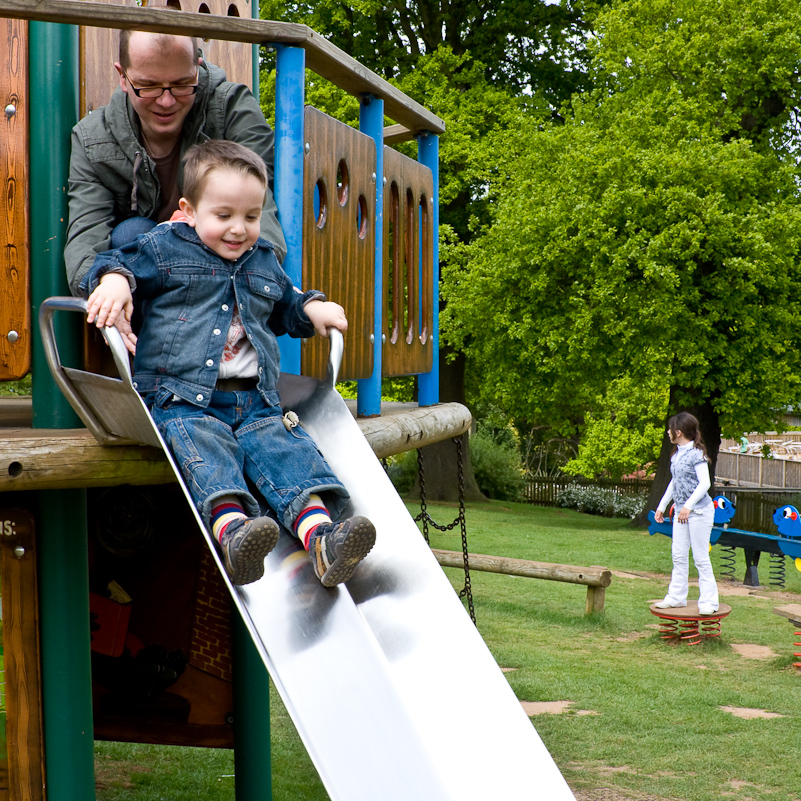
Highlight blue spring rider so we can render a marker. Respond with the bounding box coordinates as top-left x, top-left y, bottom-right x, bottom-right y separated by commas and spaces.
648, 496, 801, 582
